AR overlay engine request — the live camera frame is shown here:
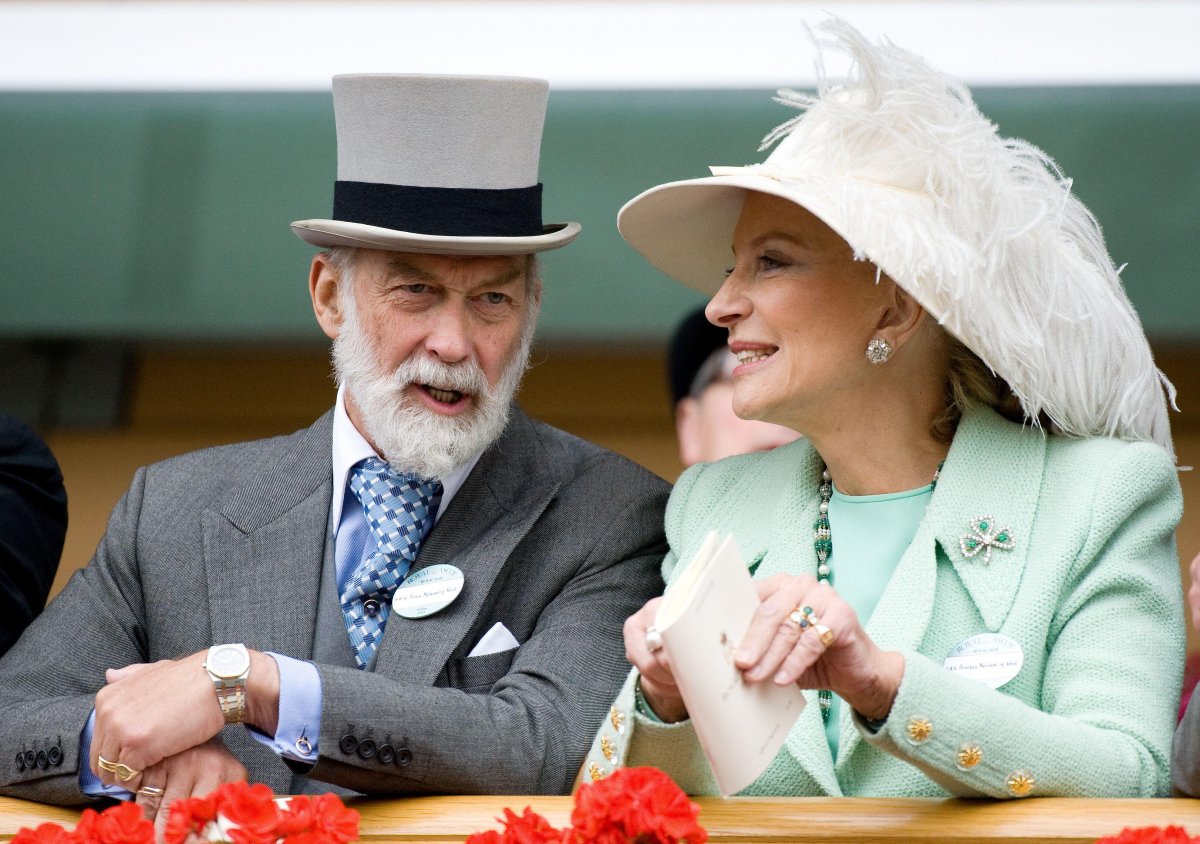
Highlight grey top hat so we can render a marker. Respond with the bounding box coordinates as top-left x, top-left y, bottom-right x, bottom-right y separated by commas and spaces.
292, 74, 581, 254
